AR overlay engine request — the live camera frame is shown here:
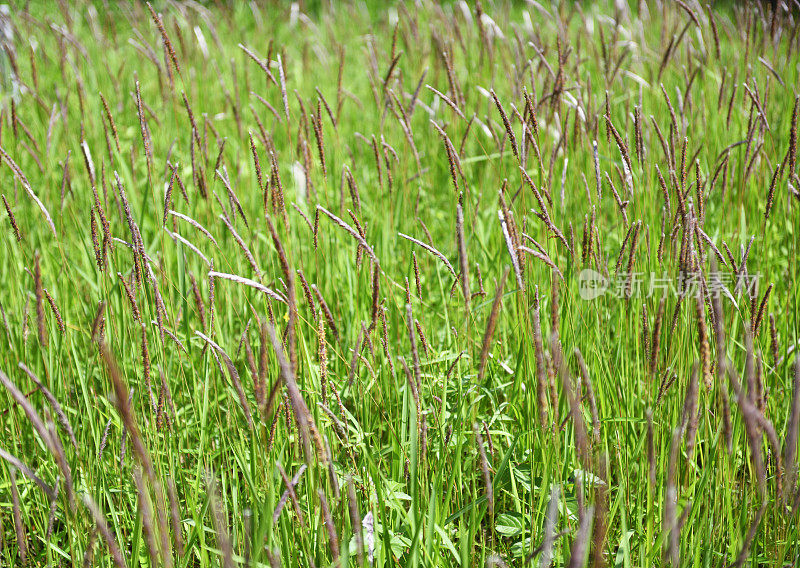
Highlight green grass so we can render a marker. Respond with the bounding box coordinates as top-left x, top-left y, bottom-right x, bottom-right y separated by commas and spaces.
1, 1, 800, 566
